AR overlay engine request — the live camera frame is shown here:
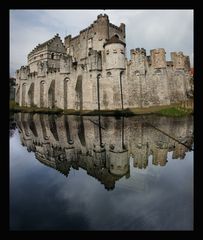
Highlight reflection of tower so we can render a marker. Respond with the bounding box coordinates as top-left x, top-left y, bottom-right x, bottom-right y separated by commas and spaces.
152, 141, 168, 166
133, 121, 149, 169
108, 116, 129, 176
172, 143, 187, 160
93, 114, 106, 168
134, 143, 149, 169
